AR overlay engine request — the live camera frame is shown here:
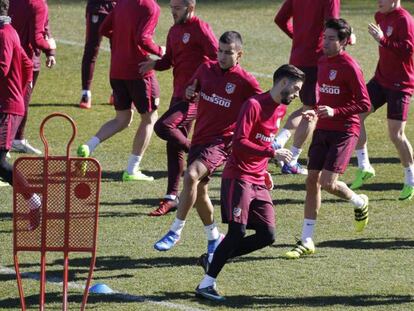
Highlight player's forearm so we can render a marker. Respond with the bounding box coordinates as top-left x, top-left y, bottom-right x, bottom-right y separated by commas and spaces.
153, 55, 172, 71
380, 37, 414, 58
234, 138, 274, 158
